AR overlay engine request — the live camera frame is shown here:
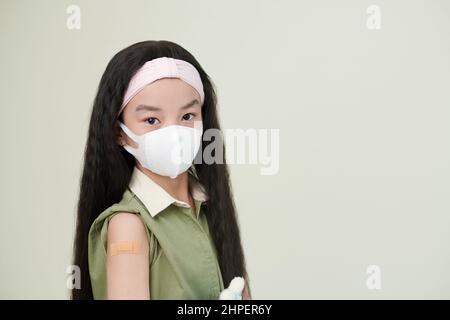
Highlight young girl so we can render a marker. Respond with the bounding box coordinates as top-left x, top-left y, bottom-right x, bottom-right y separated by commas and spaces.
71, 40, 251, 300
